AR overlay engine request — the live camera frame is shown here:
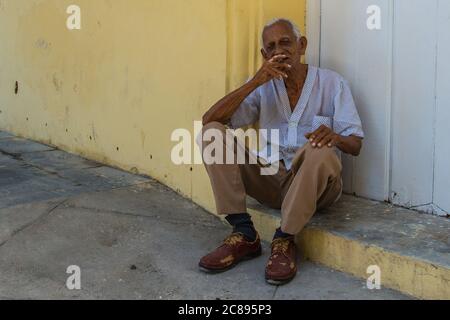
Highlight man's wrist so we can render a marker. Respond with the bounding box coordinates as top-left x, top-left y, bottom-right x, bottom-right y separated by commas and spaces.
334, 134, 343, 148
247, 77, 263, 89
